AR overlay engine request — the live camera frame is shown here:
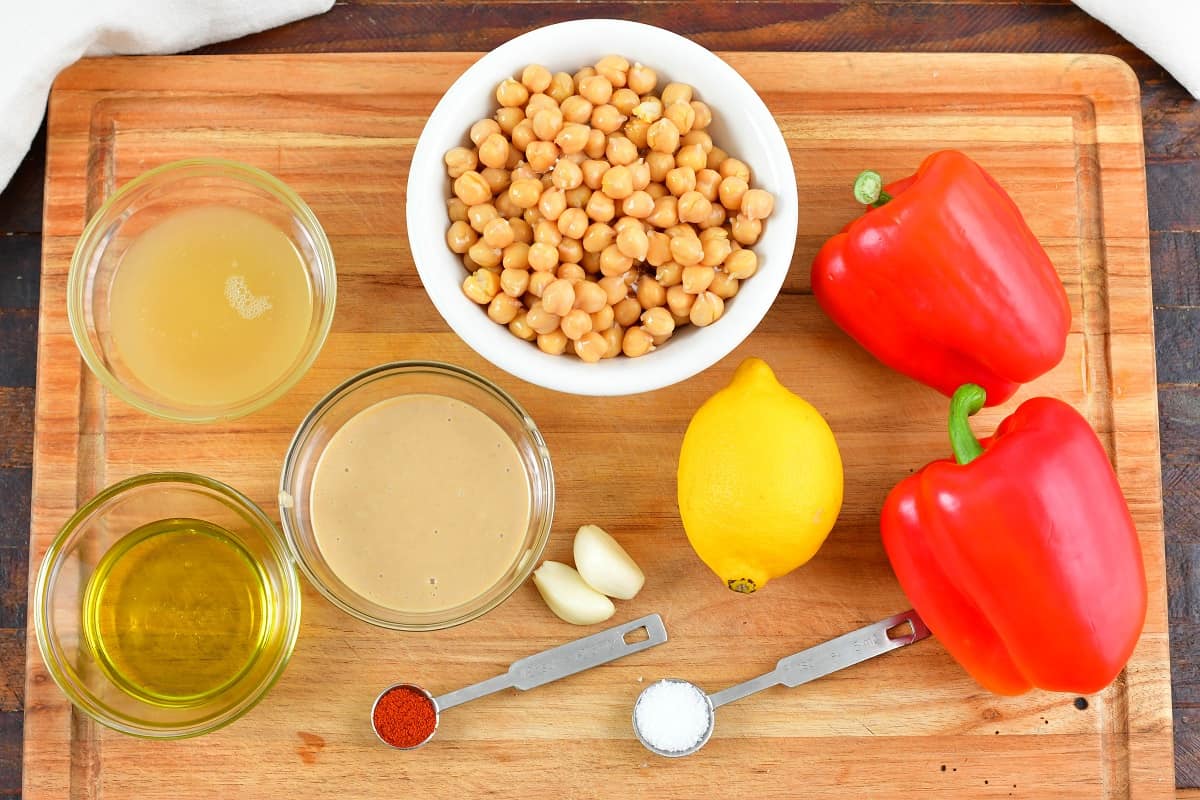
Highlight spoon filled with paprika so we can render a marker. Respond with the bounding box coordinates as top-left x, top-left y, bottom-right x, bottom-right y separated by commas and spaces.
371, 613, 668, 749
